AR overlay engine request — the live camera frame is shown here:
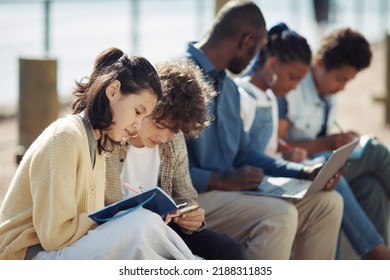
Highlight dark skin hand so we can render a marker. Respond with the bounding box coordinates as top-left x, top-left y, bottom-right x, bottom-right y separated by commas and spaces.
208, 163, 341, 193
304, 163, 345, 191
323, 169, 344, 191
208, 165, 264, 191
324, 131, 358, 150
